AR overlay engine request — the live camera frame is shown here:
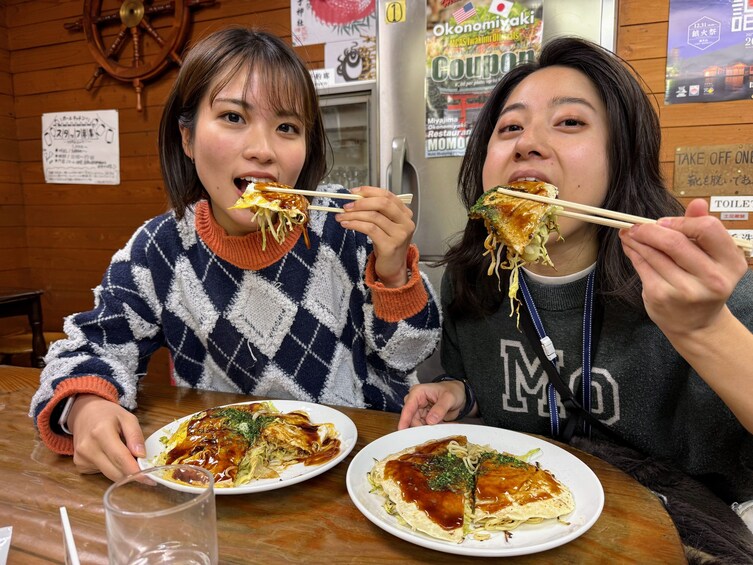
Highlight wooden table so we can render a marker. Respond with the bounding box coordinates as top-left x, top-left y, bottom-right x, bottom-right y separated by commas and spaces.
0, 288, 47, 368
1, 366, 686, 564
